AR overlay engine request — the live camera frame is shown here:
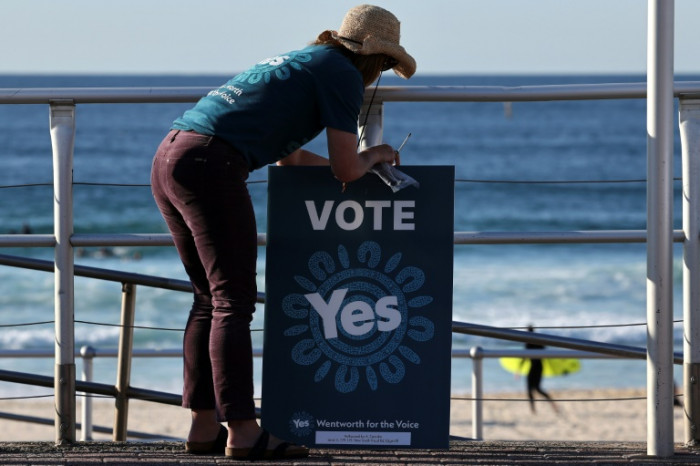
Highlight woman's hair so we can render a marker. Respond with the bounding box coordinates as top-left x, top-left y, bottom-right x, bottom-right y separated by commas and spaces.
313, 36, 385, 86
